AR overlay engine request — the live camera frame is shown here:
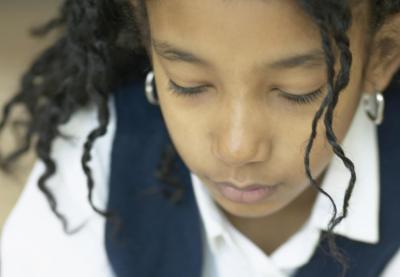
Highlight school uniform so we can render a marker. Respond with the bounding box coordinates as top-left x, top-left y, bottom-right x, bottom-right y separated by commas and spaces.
1, 75, 399, 276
